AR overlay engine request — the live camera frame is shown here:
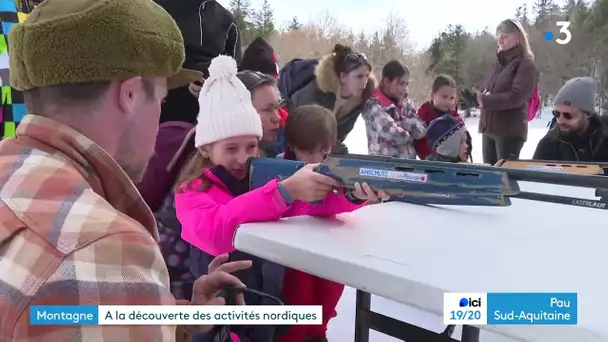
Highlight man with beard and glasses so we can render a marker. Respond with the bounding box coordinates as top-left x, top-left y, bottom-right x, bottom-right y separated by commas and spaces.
0, 0, 251, 341
534, 77, 608, 163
